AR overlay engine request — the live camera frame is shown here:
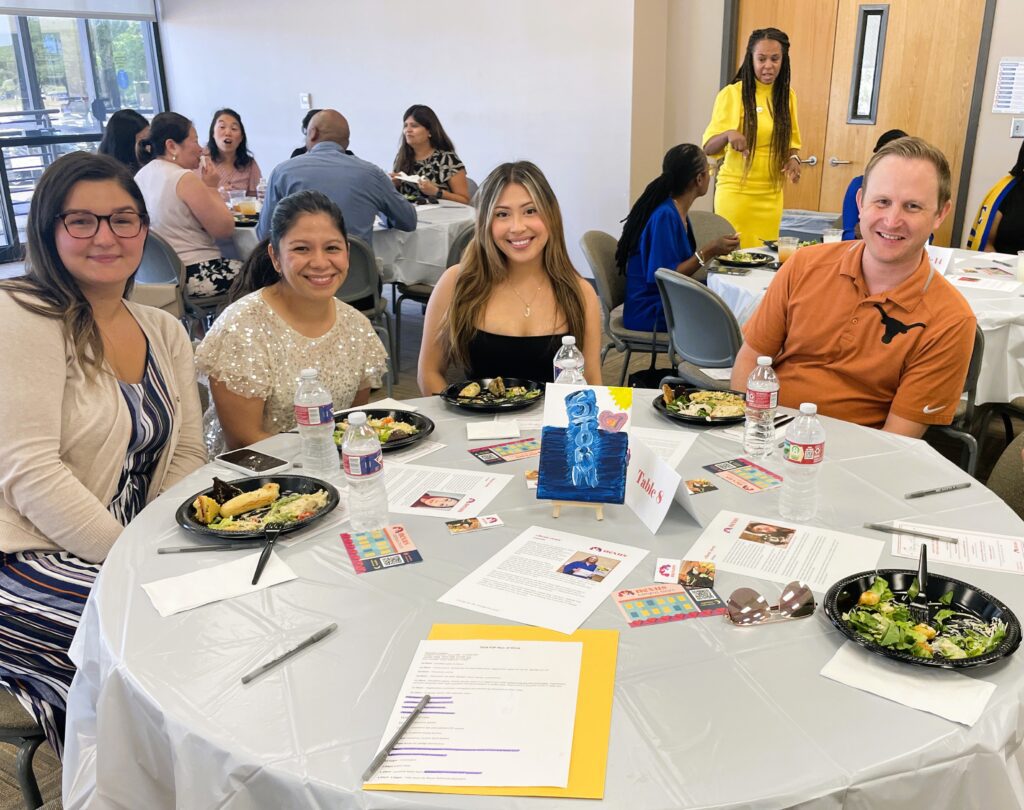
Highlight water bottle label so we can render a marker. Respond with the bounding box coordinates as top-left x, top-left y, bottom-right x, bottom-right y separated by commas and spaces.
783, 441, 824, 464
343, 449, 383, 476
746, 389, 778, 409
295, 403, 333, 426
